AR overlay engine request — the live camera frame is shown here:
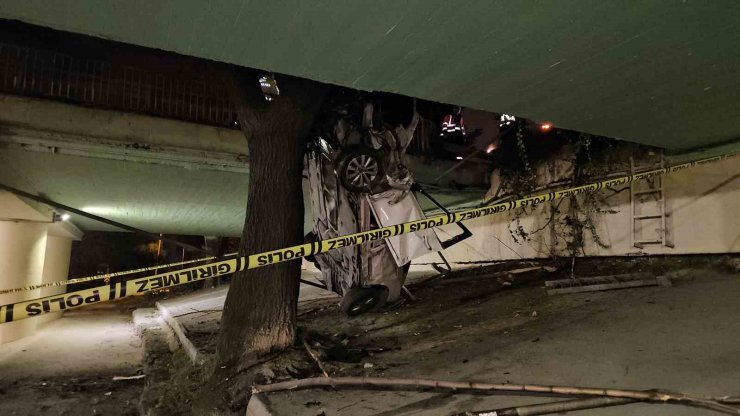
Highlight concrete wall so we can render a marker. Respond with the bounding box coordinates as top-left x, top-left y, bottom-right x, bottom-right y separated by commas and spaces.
0, 221, 47, 343
0, 192, 81, 343
36, 235, 74, 325
582, 155, 739, 256
0, 93, 252, 236
415, 152, 740, 266
0, 94, 246, 156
